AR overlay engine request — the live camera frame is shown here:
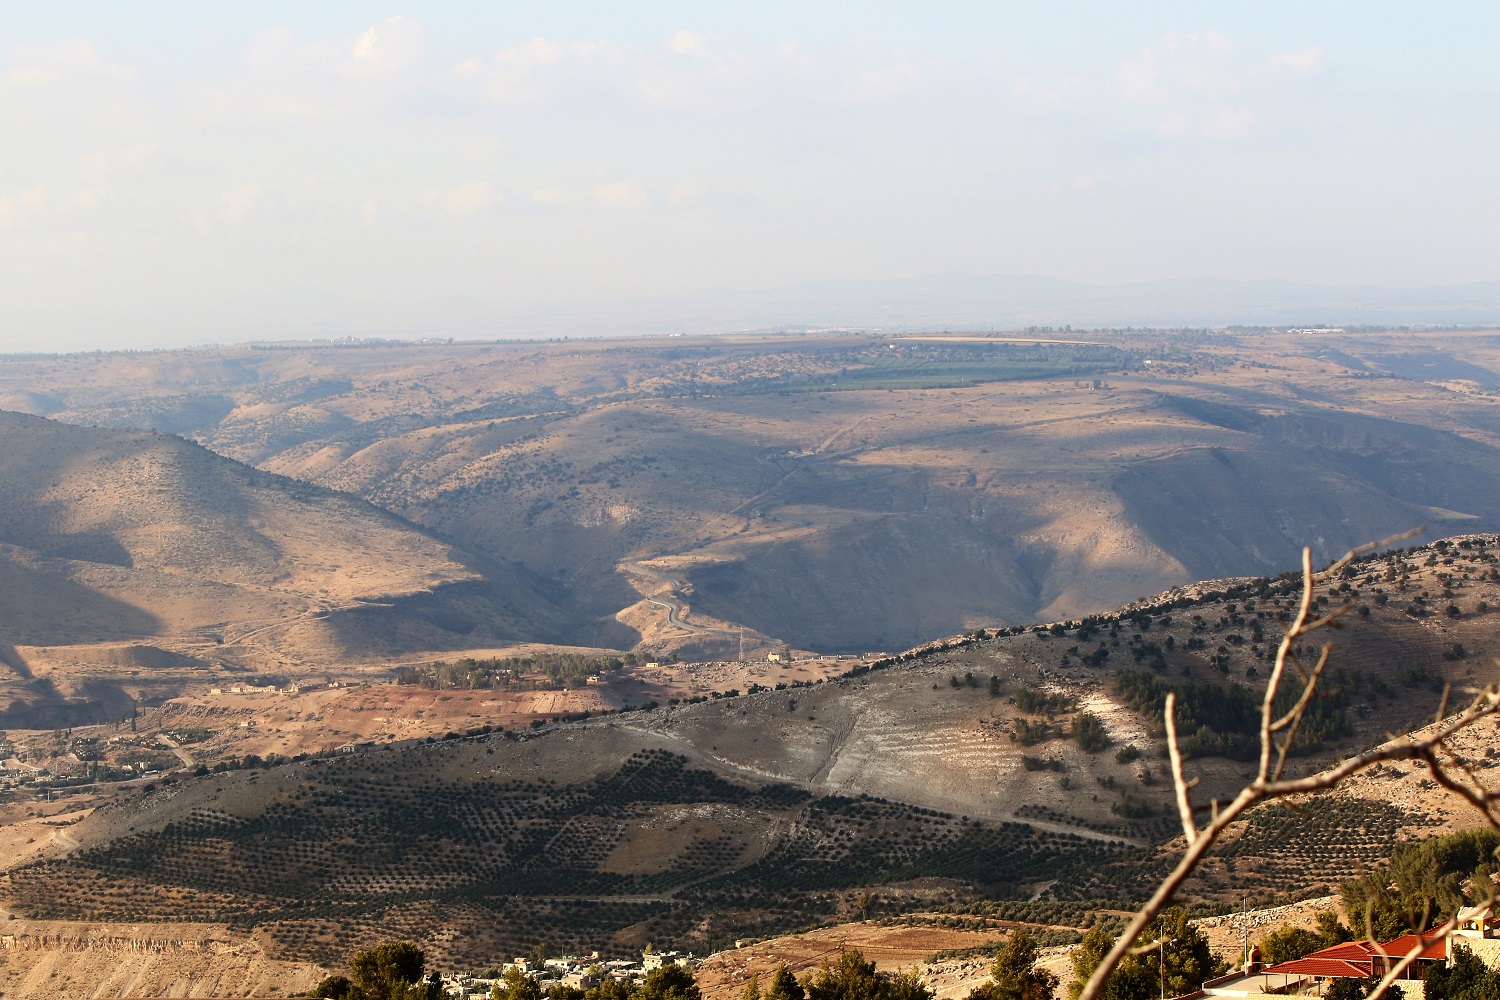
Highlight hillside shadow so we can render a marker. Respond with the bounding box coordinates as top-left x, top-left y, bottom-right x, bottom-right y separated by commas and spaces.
0, 678, 138, 728
1115, 406, 1500, 579
0, 554, 163, 645
685, 463, 1063, 652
